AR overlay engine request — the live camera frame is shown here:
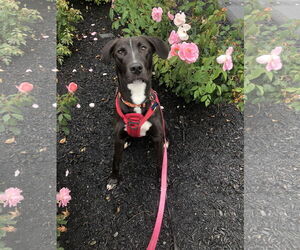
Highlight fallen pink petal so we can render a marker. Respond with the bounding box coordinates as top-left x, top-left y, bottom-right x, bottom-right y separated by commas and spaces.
91, 32, 97, 36
14, 170, 20, 177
